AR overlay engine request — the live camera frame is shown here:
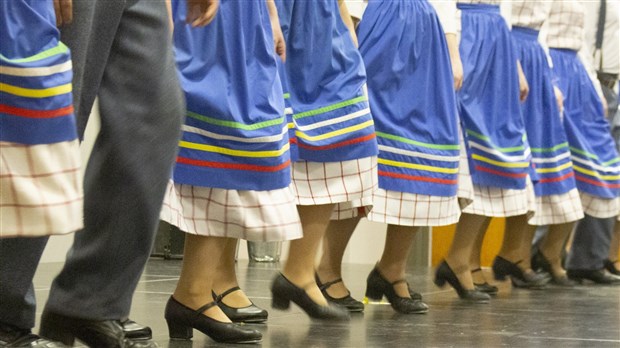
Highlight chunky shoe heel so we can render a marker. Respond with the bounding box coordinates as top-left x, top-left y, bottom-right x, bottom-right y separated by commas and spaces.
364, 285, 383, 301
164, 296, 262, 344
166, 320, 193, 340
271, 273, 350, 321
493, 256, 549, 289
434, 261, 491, 303
271, 294, 291, 310
433, 275, 447, 287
